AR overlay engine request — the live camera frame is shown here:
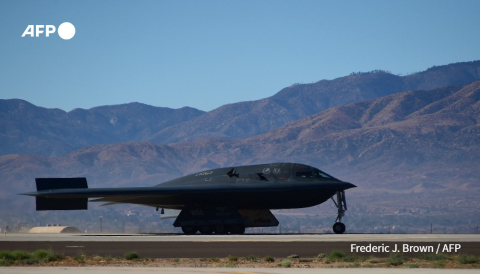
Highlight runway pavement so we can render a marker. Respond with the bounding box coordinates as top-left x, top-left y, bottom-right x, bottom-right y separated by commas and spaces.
3, 233, 480, 242
1, 233, 479, 258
